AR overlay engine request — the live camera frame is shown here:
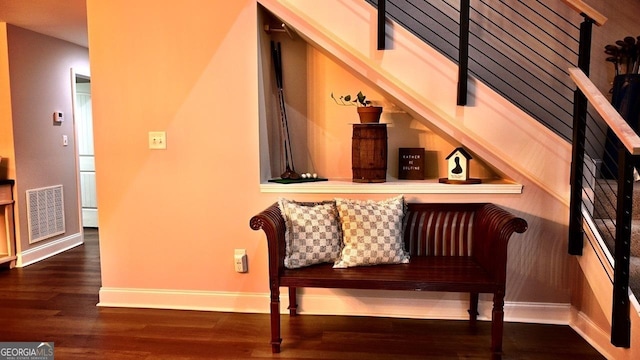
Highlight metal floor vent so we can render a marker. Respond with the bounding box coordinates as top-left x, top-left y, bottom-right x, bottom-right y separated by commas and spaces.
26, 185, 65, 244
